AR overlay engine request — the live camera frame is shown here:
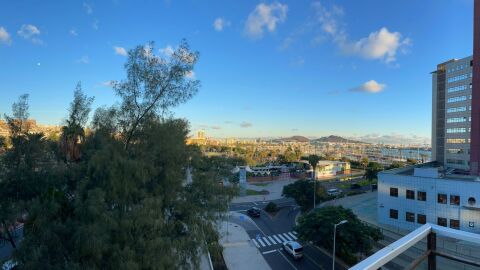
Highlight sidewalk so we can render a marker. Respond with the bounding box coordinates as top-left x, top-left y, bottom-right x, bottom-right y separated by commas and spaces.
219, 220, 270, 270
